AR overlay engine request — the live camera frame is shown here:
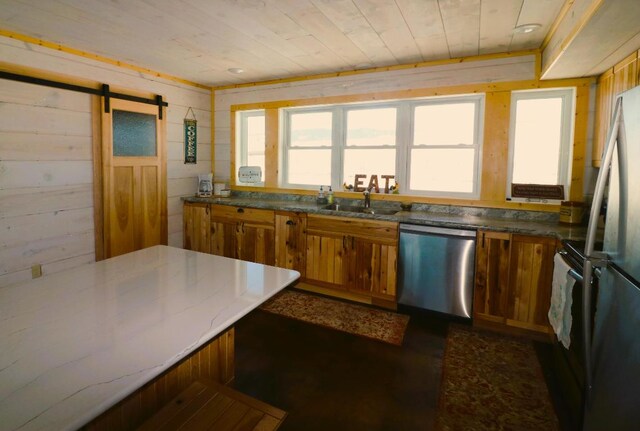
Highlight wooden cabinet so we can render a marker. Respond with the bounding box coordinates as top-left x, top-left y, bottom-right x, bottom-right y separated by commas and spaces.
275, 211, 307, 277
474, 230, 556, 337
305, 215, 398, 306
474, 231, 511, 324
593, 51, 639, 167
210, 204, 275, 265
183, 202, 275, 265
183, 202, 211, 254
